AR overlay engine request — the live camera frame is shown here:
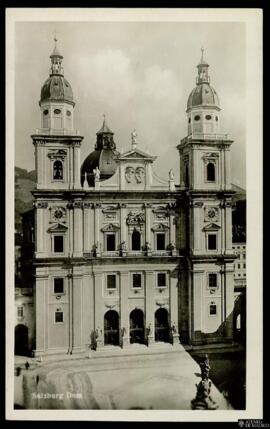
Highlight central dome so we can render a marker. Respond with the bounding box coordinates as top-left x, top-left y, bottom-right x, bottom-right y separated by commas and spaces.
81, 118, 120, 187
40, 75, 74, 106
